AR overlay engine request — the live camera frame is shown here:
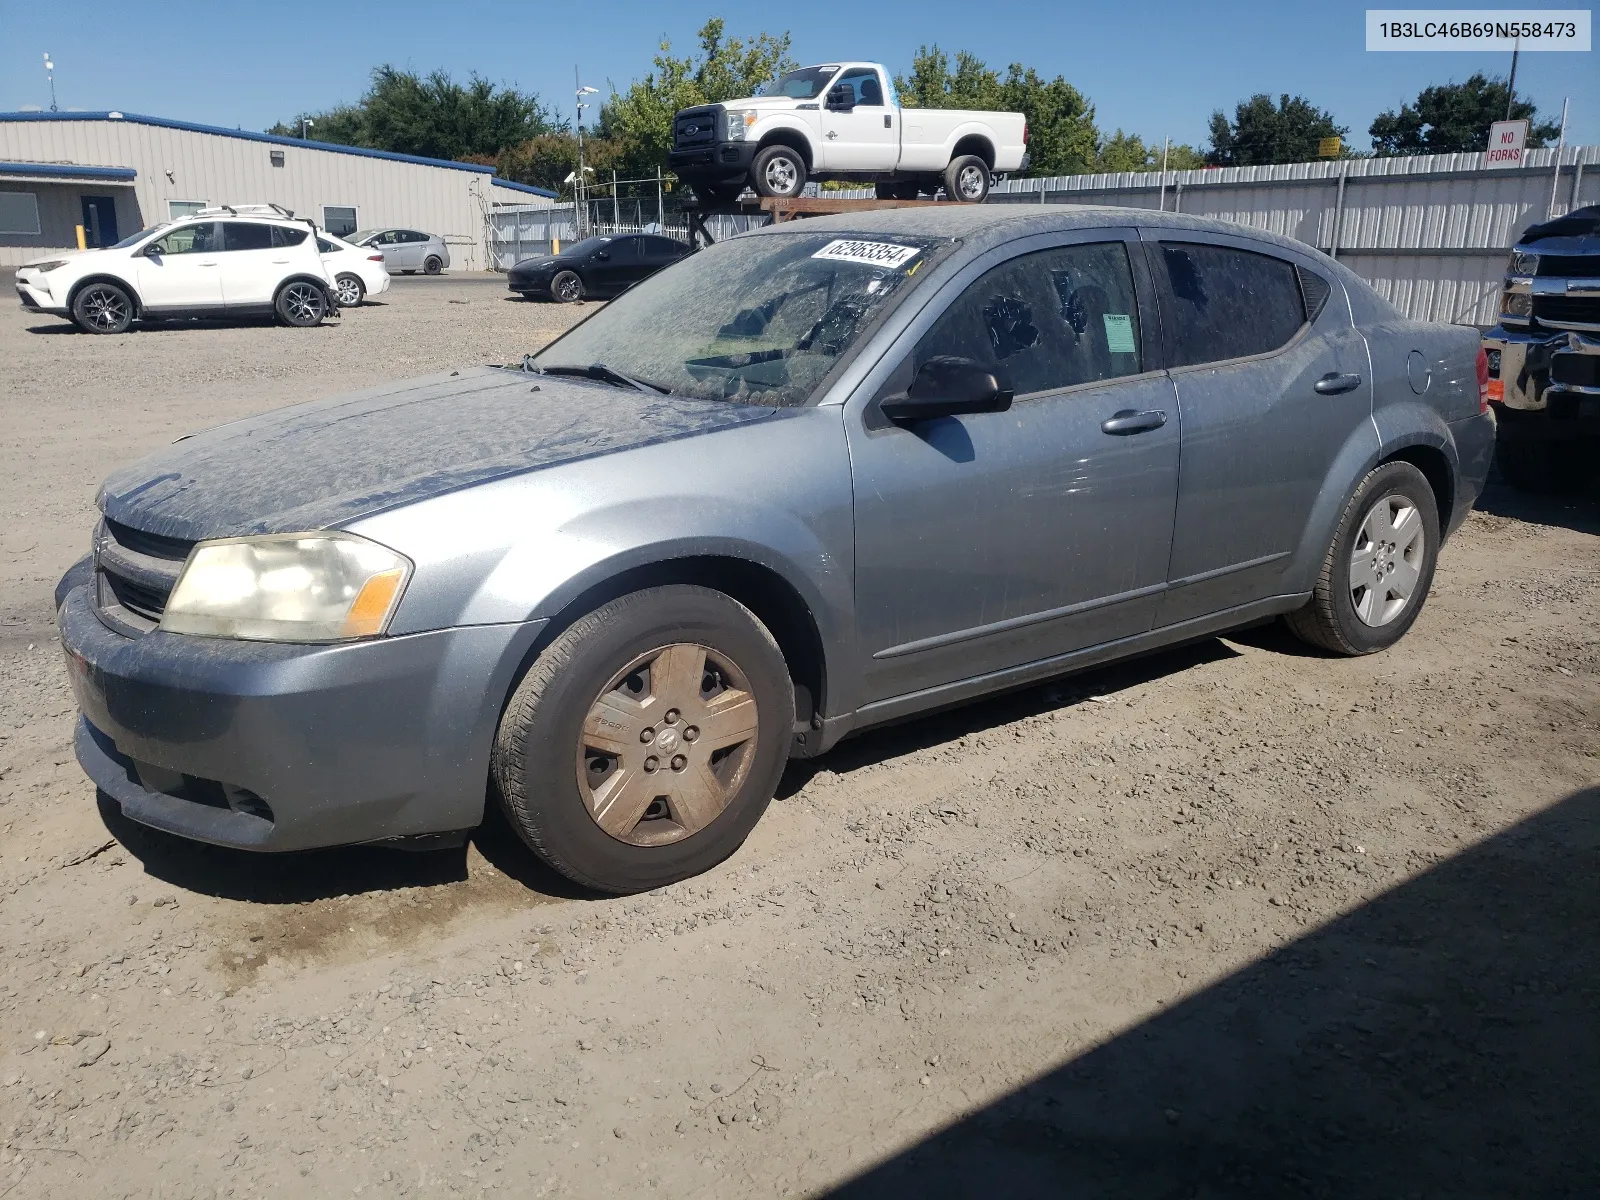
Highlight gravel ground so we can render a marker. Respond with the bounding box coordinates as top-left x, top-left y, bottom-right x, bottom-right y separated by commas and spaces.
1, 275, 1596, 1199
